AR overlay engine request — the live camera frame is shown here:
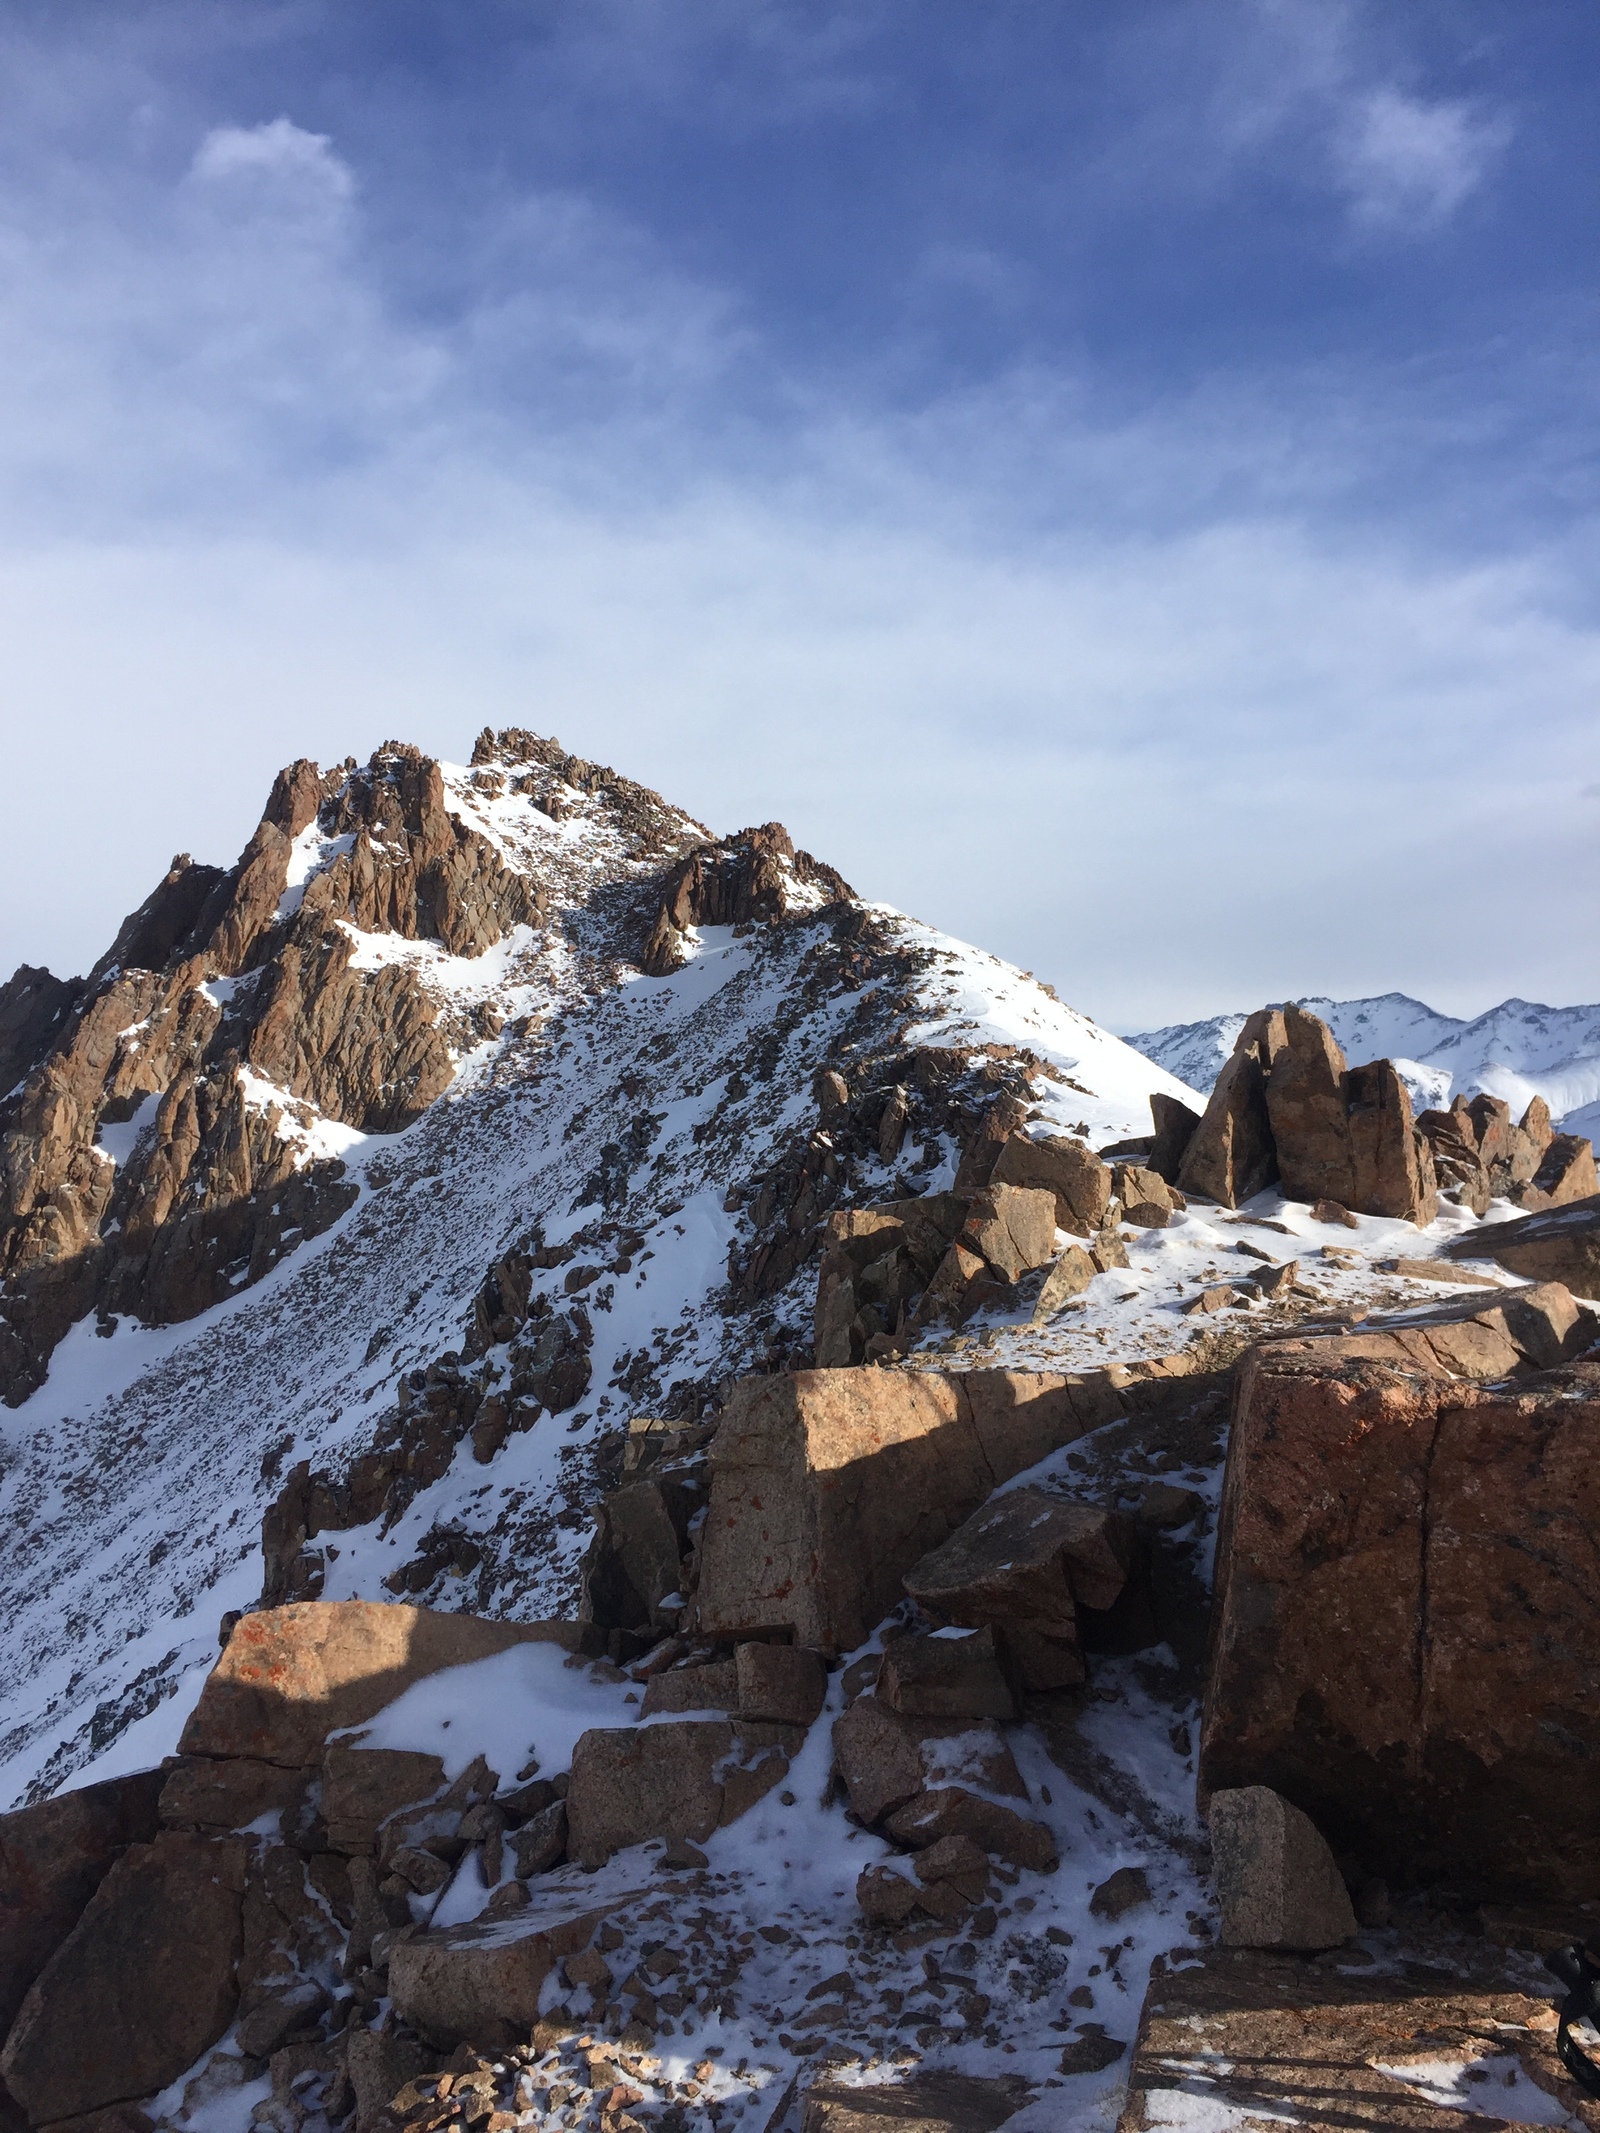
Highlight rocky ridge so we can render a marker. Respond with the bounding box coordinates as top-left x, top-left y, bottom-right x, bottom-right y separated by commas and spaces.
4, 736, 1600, 2133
